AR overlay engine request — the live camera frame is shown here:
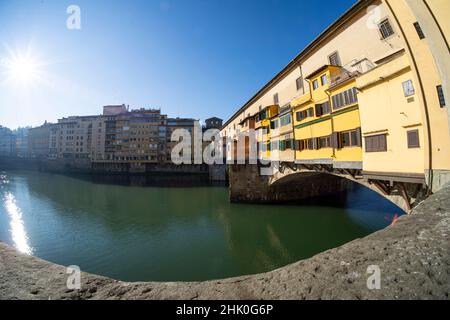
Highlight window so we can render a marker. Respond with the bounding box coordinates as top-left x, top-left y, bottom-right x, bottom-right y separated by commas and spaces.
295, 140, 307, 151
332, 87, 358, 110
273, 93, 279, 105
296, 110, 306, 122
307, 138, 315, 150
313, 80, 319, 90
285, 139, 293, 149
315, 102, 330, 117
270, 119, 279, 130
318, 136, 331, 149
339, 129, 361, 148
296, 108, 314, 122
437, 85, 446, 107
328, 51, 342, 66
413, 22, 425, 39
402, 80, 415, 97
379, 18, 395, 39
280, 114, 291, 127
407, 130, 420, 148
365, 134, 387, 152
296, 77, 304, 91
341, 131, 351, 147
321, 74, 328, 86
